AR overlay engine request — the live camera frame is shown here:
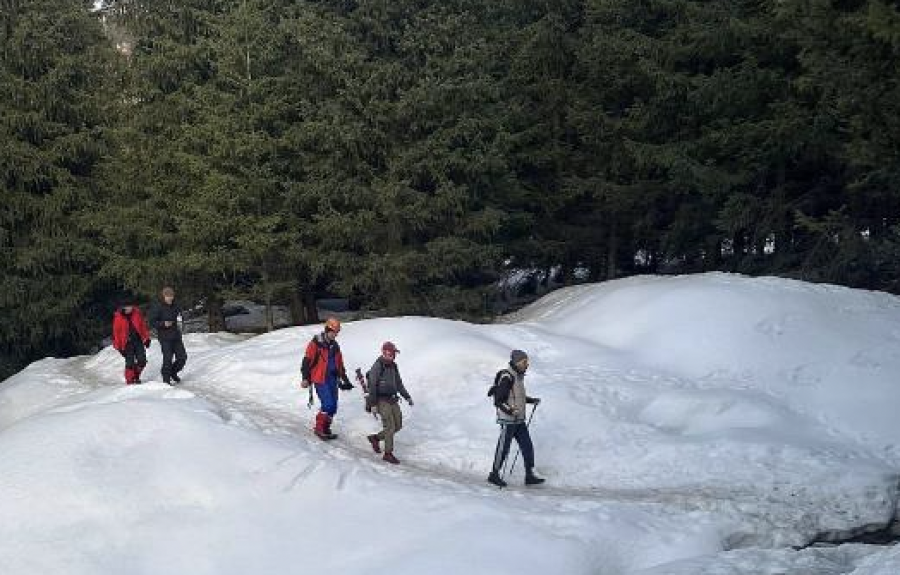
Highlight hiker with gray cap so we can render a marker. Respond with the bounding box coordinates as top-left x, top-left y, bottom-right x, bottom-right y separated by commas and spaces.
148, 286, 187, 384
487, 349, 545, 488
